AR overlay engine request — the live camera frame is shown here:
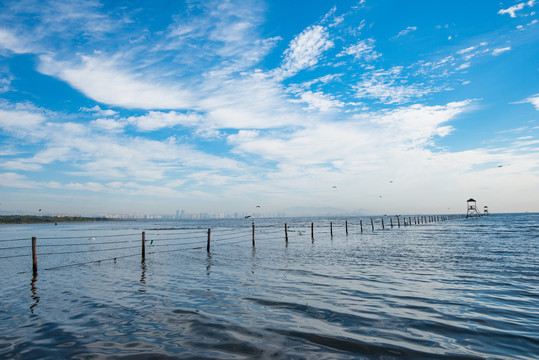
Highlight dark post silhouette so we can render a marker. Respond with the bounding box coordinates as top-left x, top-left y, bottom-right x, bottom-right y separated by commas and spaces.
141, 232, 145, 261
207, 228, 211, 253
285, 223, 288, 243
32, 237, 37, 274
